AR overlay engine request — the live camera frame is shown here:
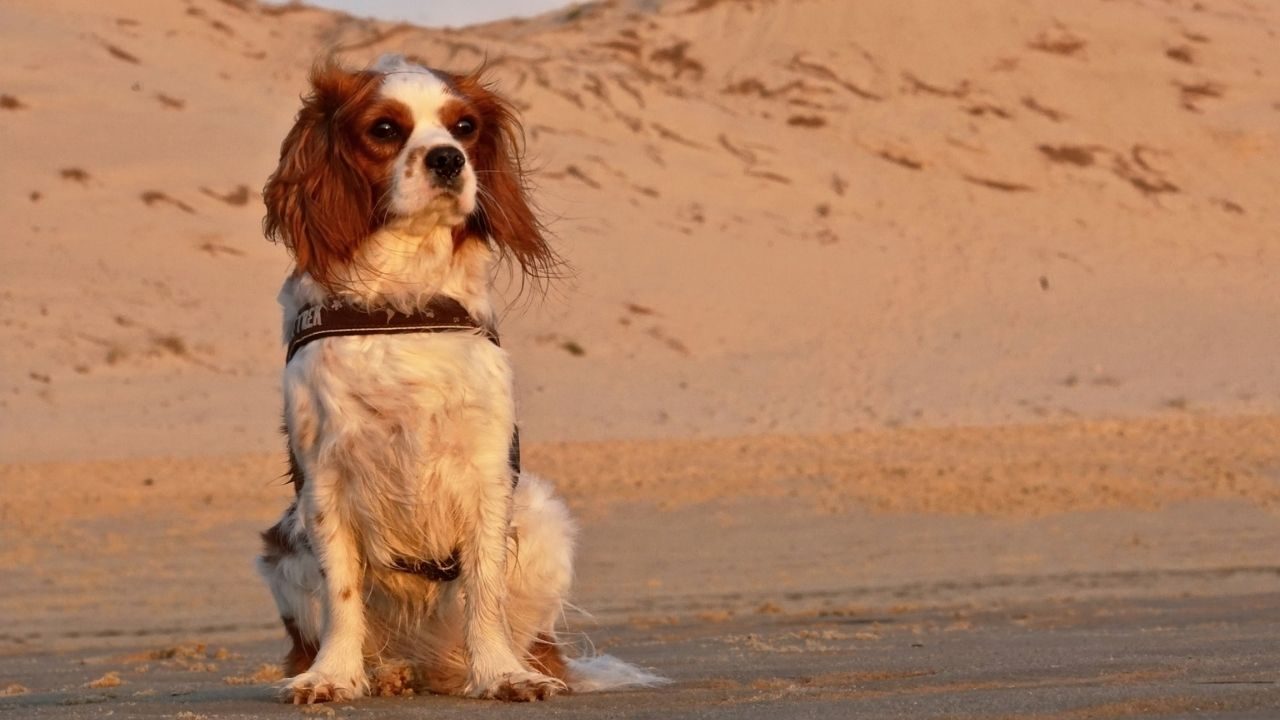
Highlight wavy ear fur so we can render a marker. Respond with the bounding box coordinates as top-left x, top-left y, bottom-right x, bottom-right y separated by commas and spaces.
263, 62, 382, 286
450, 70, 559, 281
